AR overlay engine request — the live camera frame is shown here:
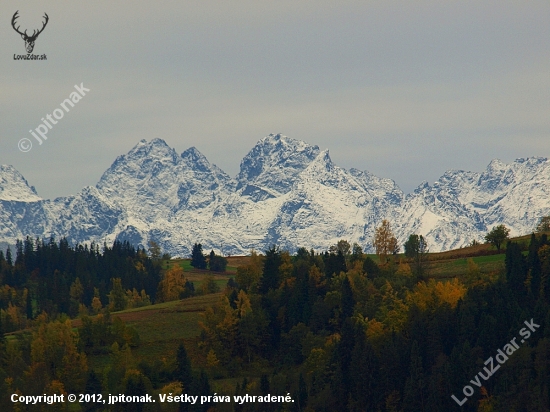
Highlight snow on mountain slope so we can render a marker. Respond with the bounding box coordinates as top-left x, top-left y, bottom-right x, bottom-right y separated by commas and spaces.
1, 135, 549, 255
395, 157, 550, 250
96, 139, 235, 219
236, 133, 320, 200
93, 138, 237, 253
264, 149, 404, 251
0, 165, 46, 242
394, 181, 487, 251
45, 186, 125, 245
0, 165, 41, 202
454, 157, 550, 235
